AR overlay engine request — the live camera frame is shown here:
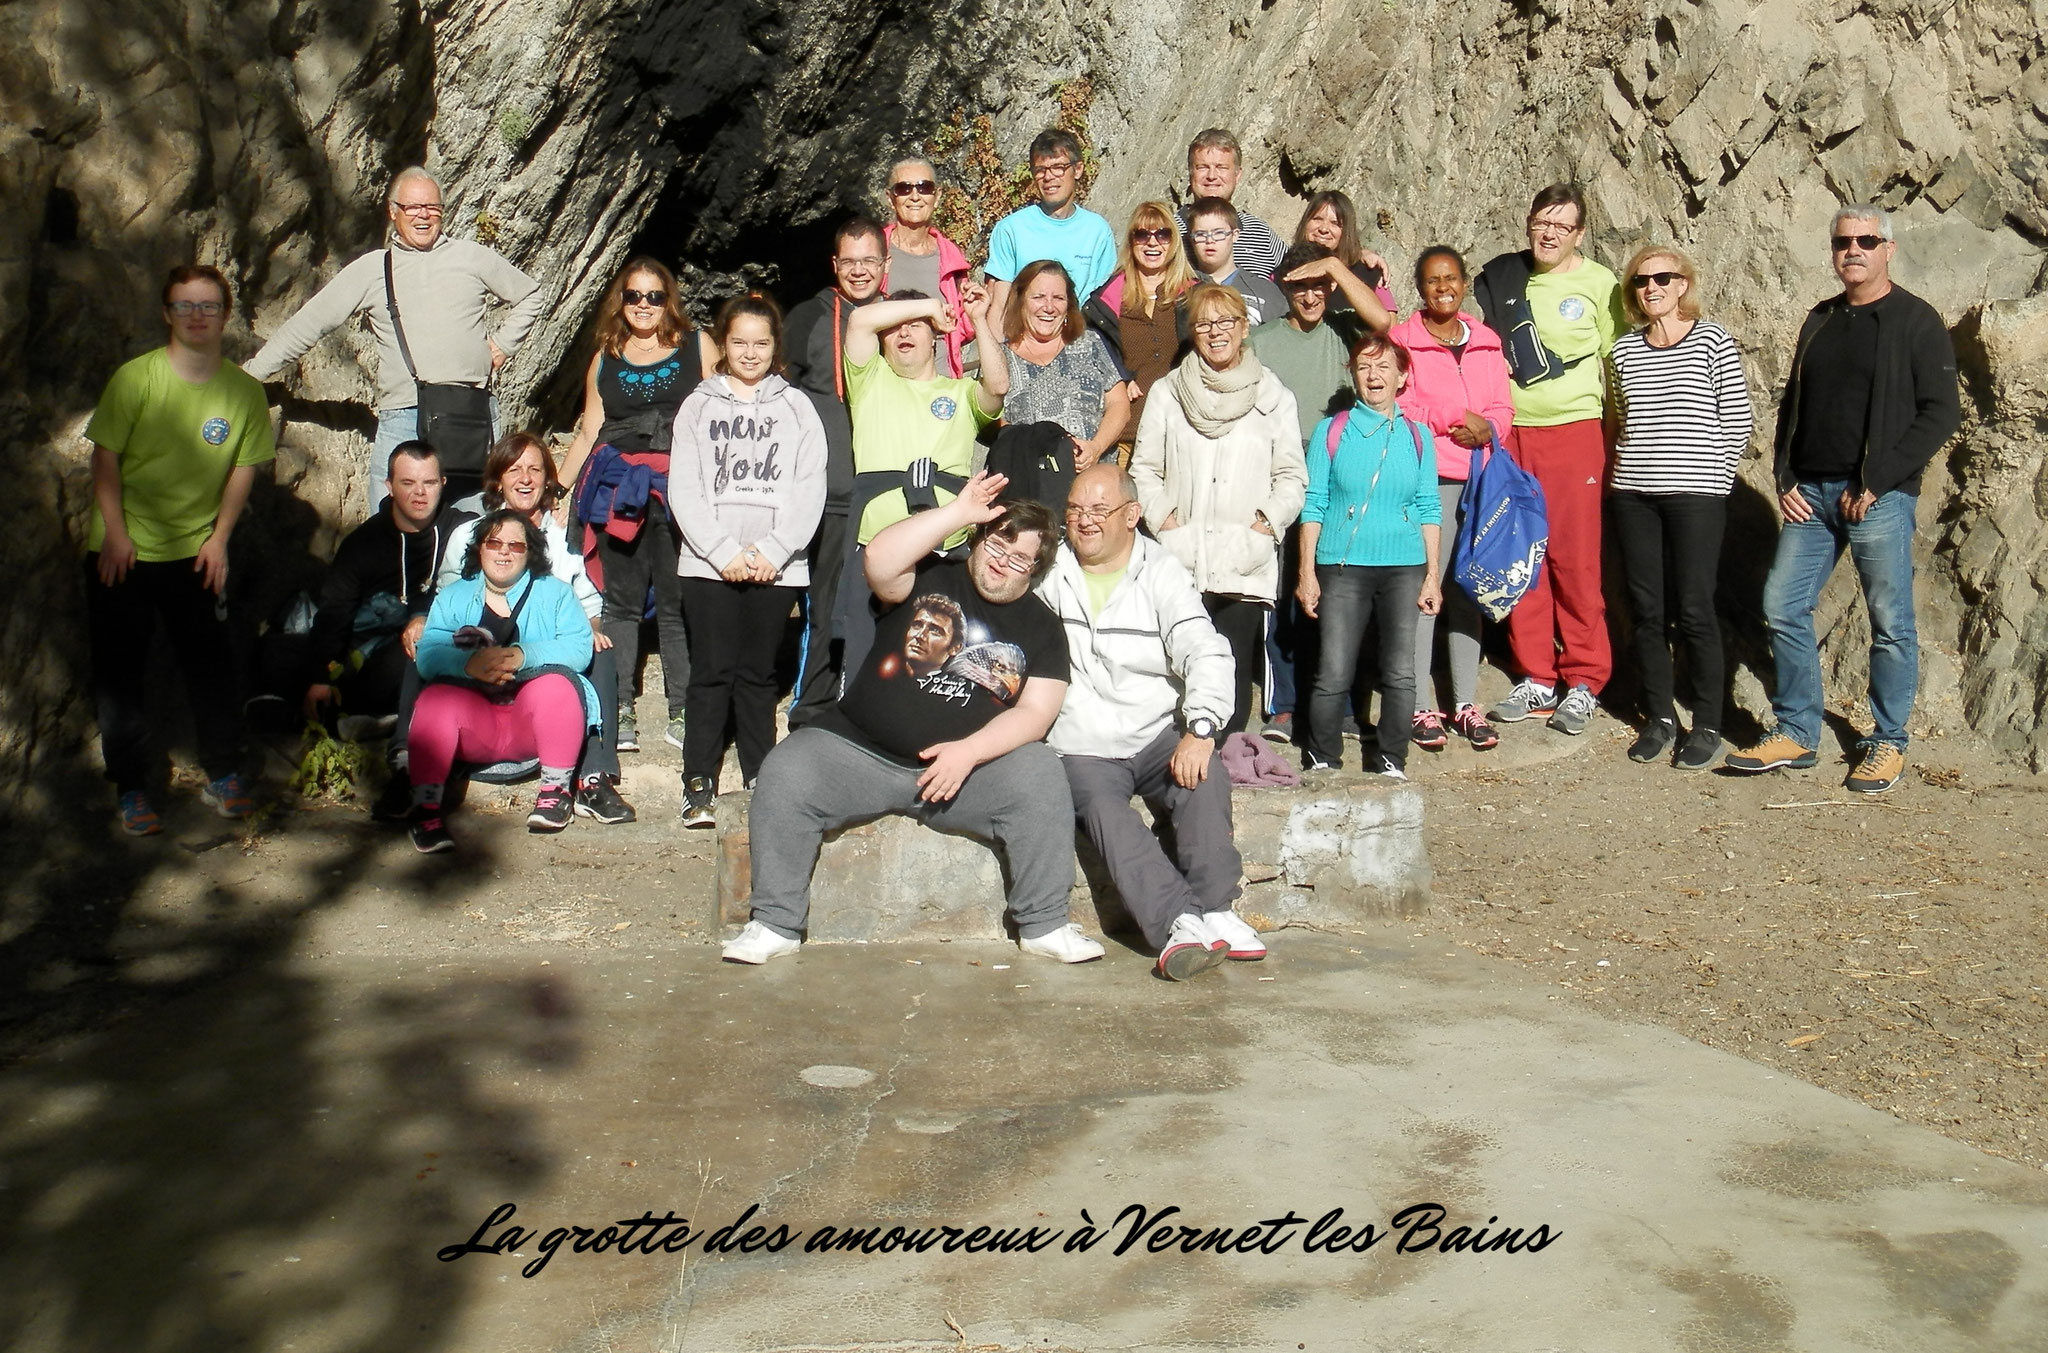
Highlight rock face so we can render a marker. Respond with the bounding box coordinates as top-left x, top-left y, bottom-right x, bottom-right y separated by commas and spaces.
6, 0, 2048, 814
